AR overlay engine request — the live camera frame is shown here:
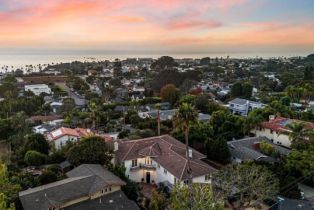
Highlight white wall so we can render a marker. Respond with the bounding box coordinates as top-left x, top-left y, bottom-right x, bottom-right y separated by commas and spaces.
123, 157, 212, 185
53, 135, 78, 150
25, 84, 51, 96
254, 128, 291, 148
193, 175, 211, 184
